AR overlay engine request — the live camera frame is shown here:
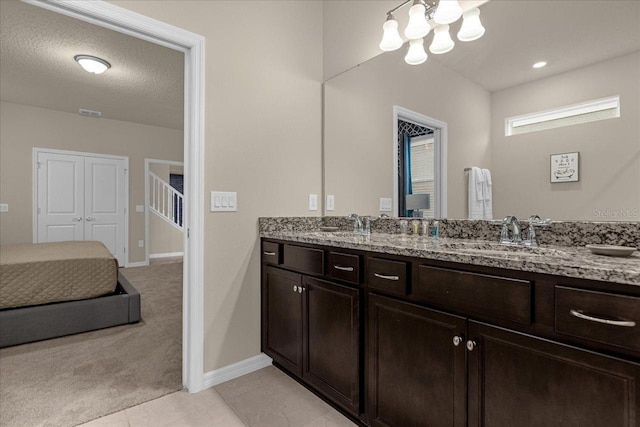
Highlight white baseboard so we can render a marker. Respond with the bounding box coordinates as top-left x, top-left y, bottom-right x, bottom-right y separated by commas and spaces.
149, 251, 184, 259
203, 353, 273, 389
126, 261, 148, 267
